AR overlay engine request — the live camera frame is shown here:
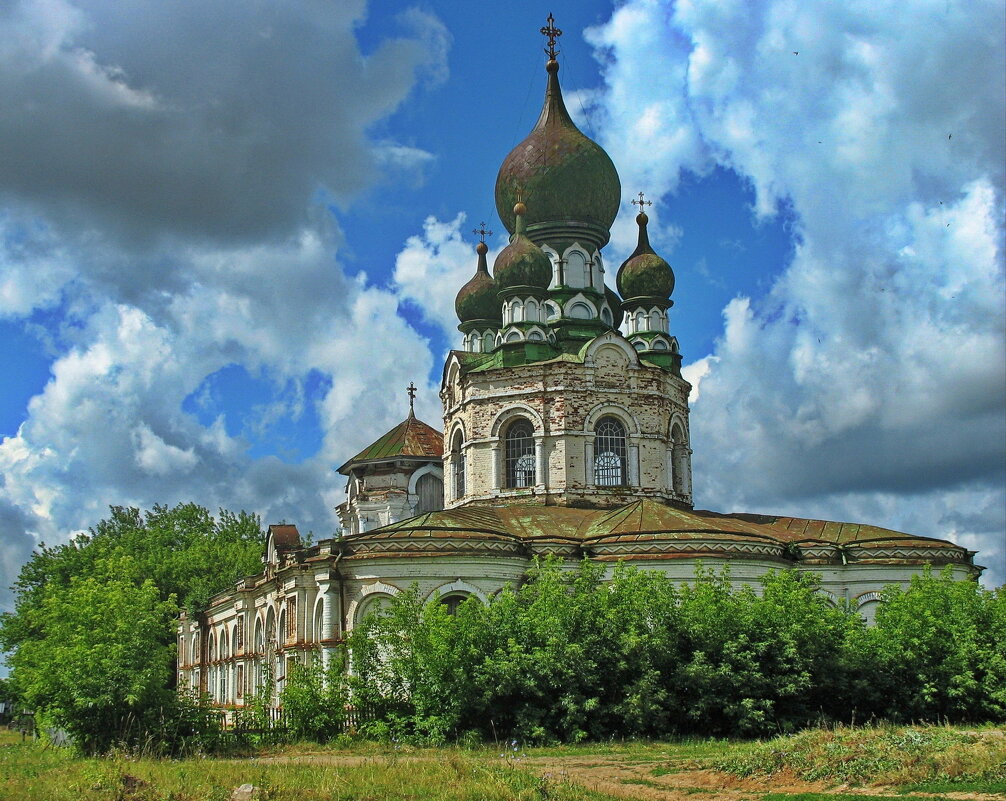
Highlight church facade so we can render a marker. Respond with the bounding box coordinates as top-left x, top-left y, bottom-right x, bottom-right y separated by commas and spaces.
176, 20, 983, 708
